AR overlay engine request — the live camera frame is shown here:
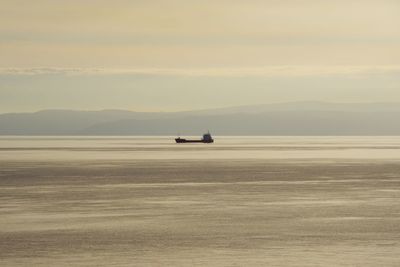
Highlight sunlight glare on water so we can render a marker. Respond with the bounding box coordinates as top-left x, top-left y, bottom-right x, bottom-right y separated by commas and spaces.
2, 136, 400, 160
1, 136, 400, 266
